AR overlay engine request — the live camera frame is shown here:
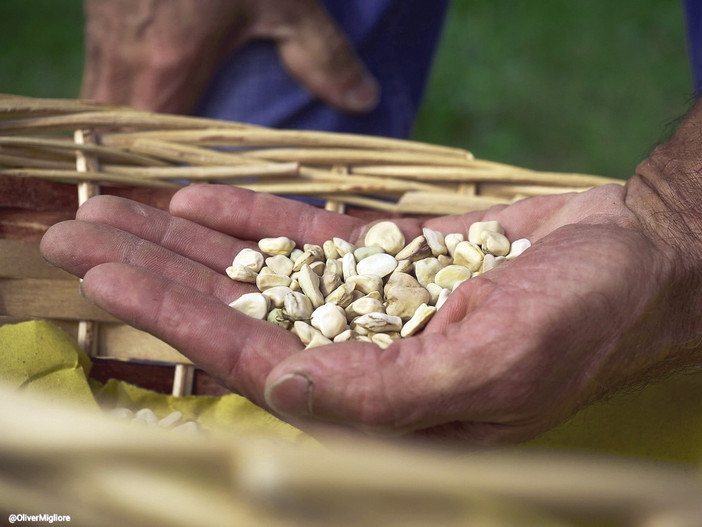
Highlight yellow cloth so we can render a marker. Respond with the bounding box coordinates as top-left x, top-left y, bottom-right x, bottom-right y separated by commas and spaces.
0, 321, 309, 443
2, 320, 701, 462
